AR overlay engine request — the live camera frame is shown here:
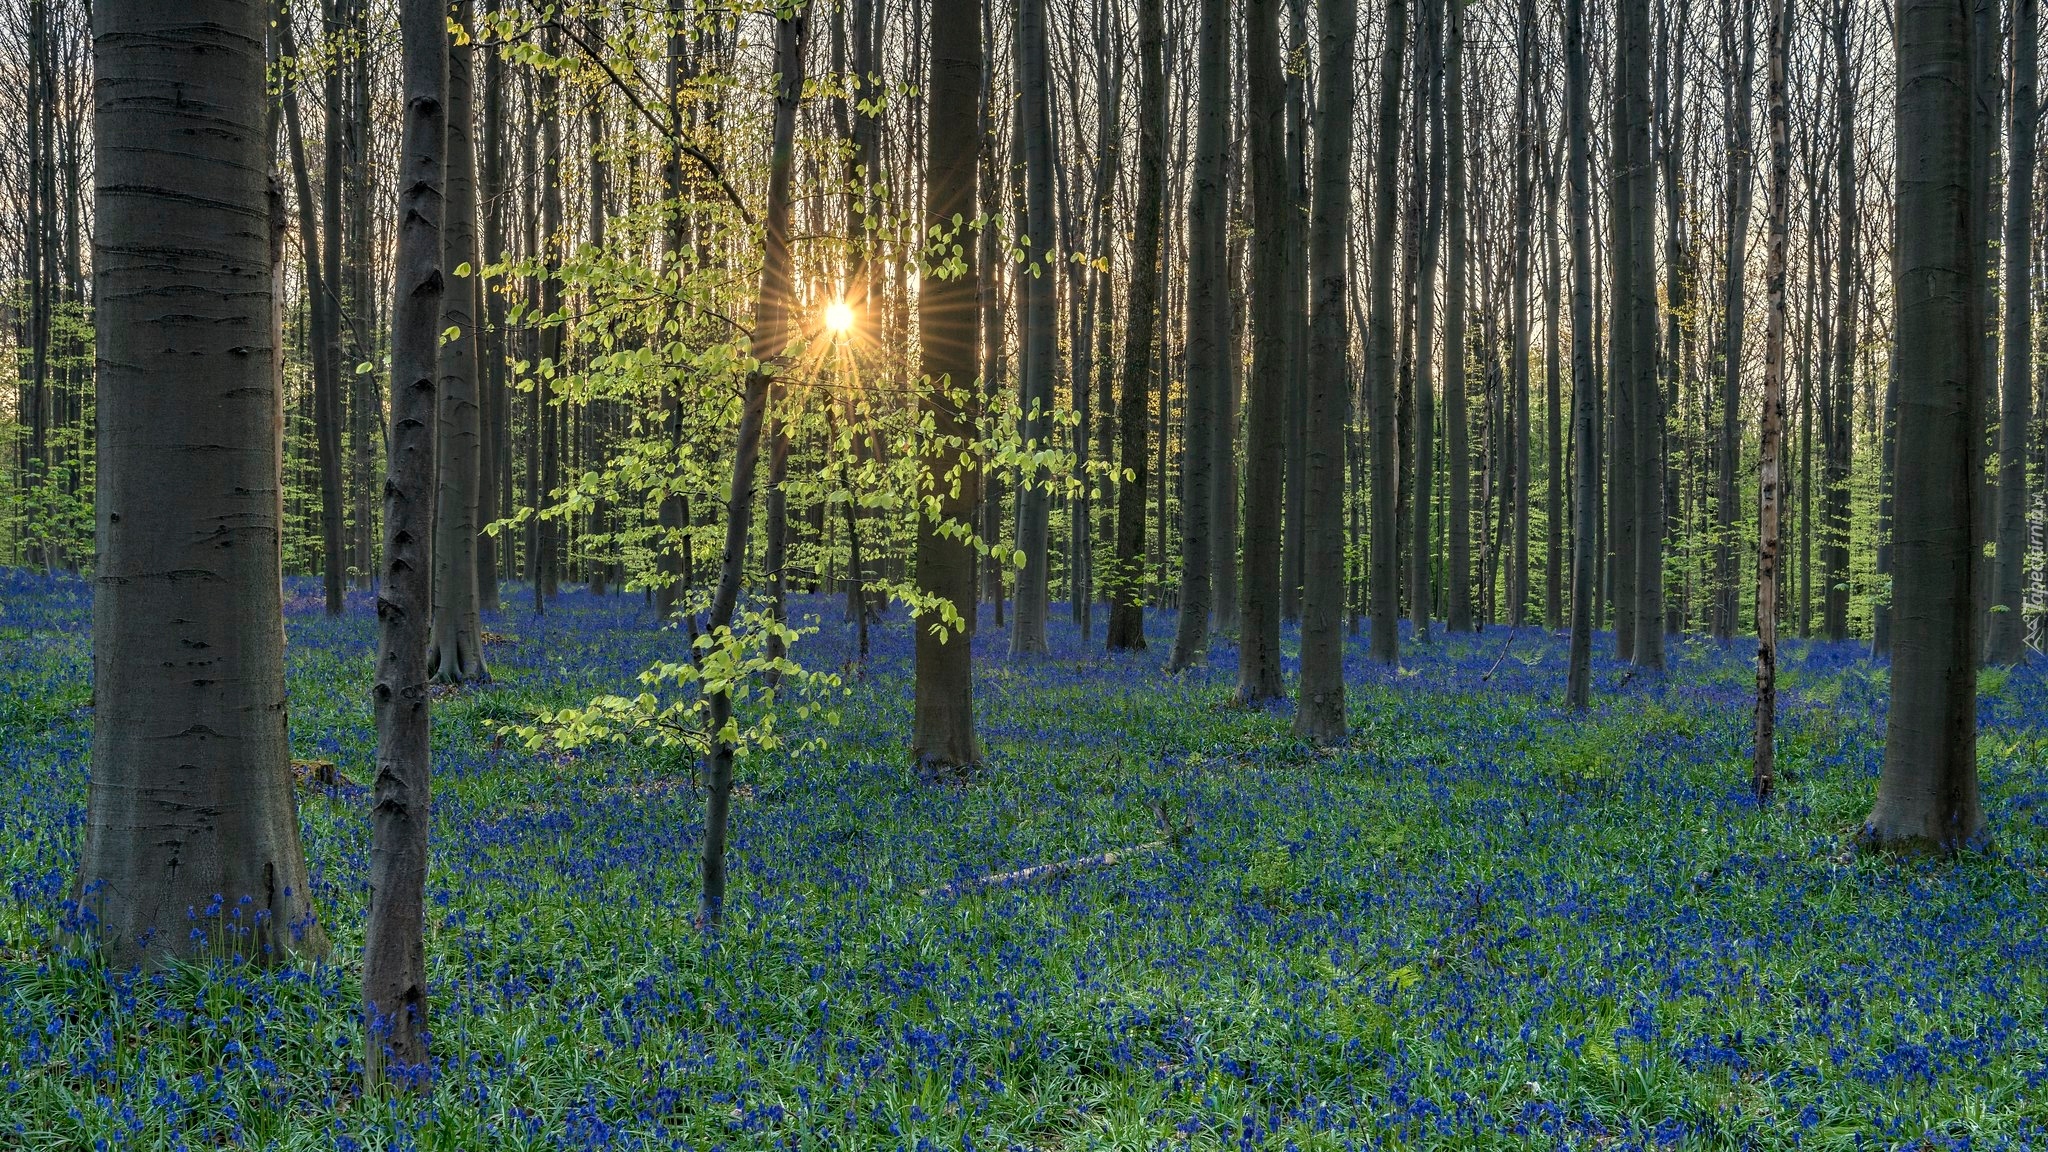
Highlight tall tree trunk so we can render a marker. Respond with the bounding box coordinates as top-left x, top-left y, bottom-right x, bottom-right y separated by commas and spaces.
1281, 0, 1311, 624
1239, 0, 1291, 699
1411, 0, 1446, 641
428, 0, 489, 685
78, 0, 325, 971
364, 0, 446, 1089
1822, 0, 1856, 643
1566, 0, 1599, 708
1753, 0, 1790, 800
1445, 0, 1472, 632
535, 30, 564, 607
1011, 0, 1057, 655
1509, 0, 1535, 629
476, 0, 505, 614
1296, 0, 1359, 739
1169, 0, 1230, 672
1989, 0, 2038, 664
278, 1, 346, 616
703, 8, 807, 920
1864, 0, 1986, 850
1610, 0, 1640, 659
1627, 0, 1666, 670
913, 0, 983, 772
1107, 0, 1166, 651
1717, 0, 1756, 641
1367, 0, 1410, 665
